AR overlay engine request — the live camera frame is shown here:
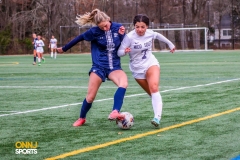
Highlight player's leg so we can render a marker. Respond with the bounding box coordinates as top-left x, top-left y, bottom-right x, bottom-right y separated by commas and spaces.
33, 49, 37, 65
37, 52, 41, 66
41, 51, 45, 63
73, 72, 102, 127
146, 65, 162, 127
108, 70, 128, 120
53, 48, 57, 59
135, 78, 151, 96
50, 48, 53, 58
